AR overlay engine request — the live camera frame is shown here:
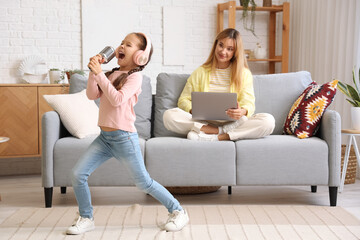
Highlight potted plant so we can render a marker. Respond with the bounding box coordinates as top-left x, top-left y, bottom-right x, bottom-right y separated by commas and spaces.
239, 0, 257, 37
338, 67, 360, 130
65, 69, 86, 80
49, 68, 68, 84
49, 68, 62, 84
